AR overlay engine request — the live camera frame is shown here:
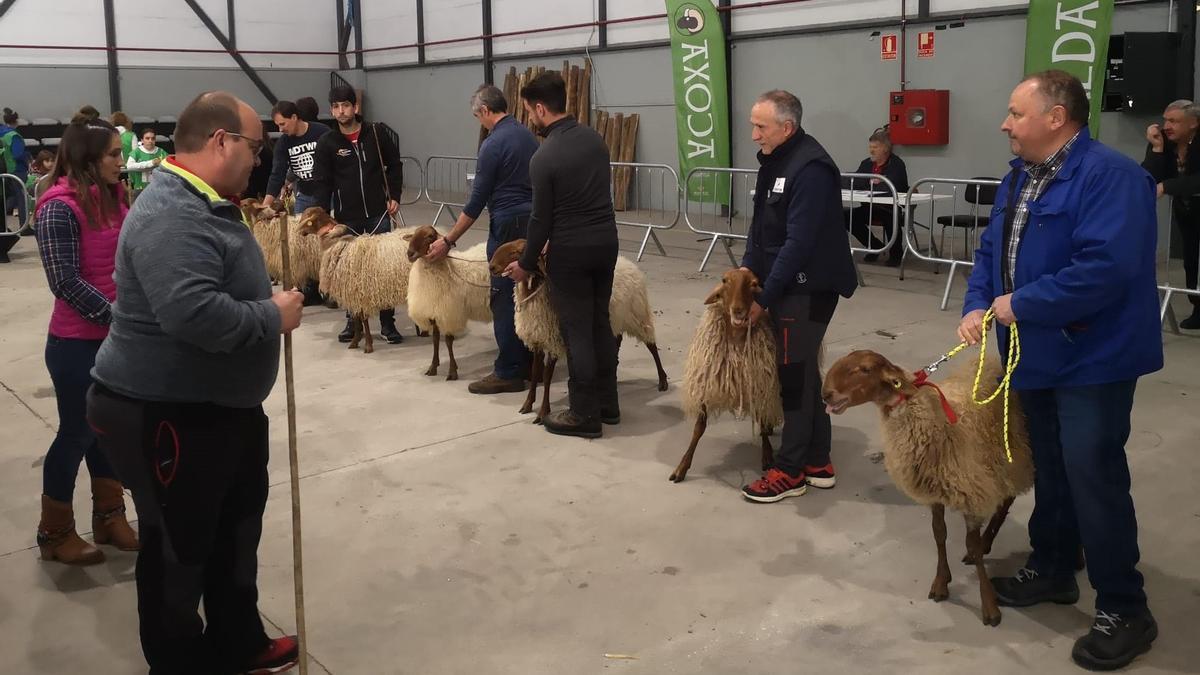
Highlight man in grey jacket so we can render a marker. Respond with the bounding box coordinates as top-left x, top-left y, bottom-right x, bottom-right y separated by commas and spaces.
87, 91, 303, 675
